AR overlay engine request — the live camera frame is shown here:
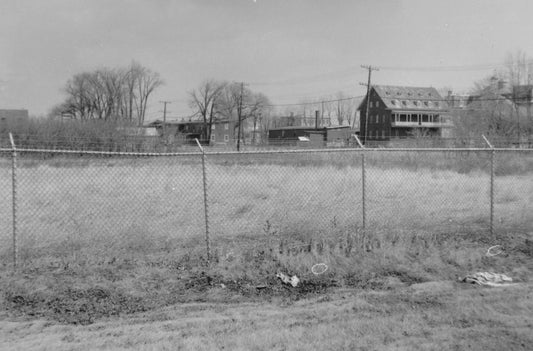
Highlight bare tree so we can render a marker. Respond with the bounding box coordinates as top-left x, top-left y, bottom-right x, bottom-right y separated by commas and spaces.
334, 92, 357, 126
214, 82, 271, 148
57, 63, 163, 126
505, 50, 533, 144
453, 74, 517, 146
188, 80, 227, 142
134, 65, 163, 126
